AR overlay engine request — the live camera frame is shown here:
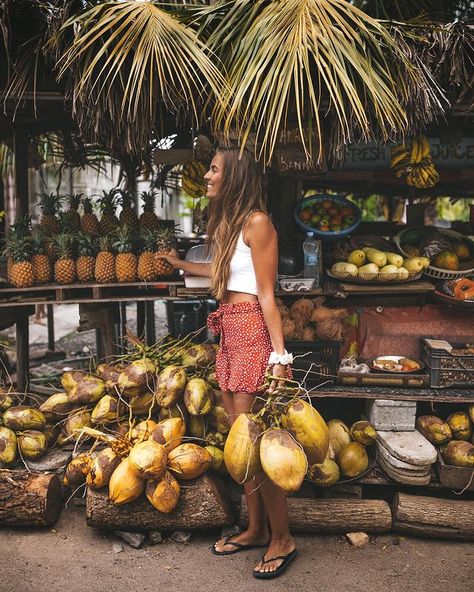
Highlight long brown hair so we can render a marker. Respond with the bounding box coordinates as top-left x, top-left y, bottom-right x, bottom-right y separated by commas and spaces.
207, 147, 267, 300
